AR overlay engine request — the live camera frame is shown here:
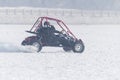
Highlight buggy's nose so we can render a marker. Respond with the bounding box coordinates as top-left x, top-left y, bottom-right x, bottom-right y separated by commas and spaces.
21, 40, 27, 45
